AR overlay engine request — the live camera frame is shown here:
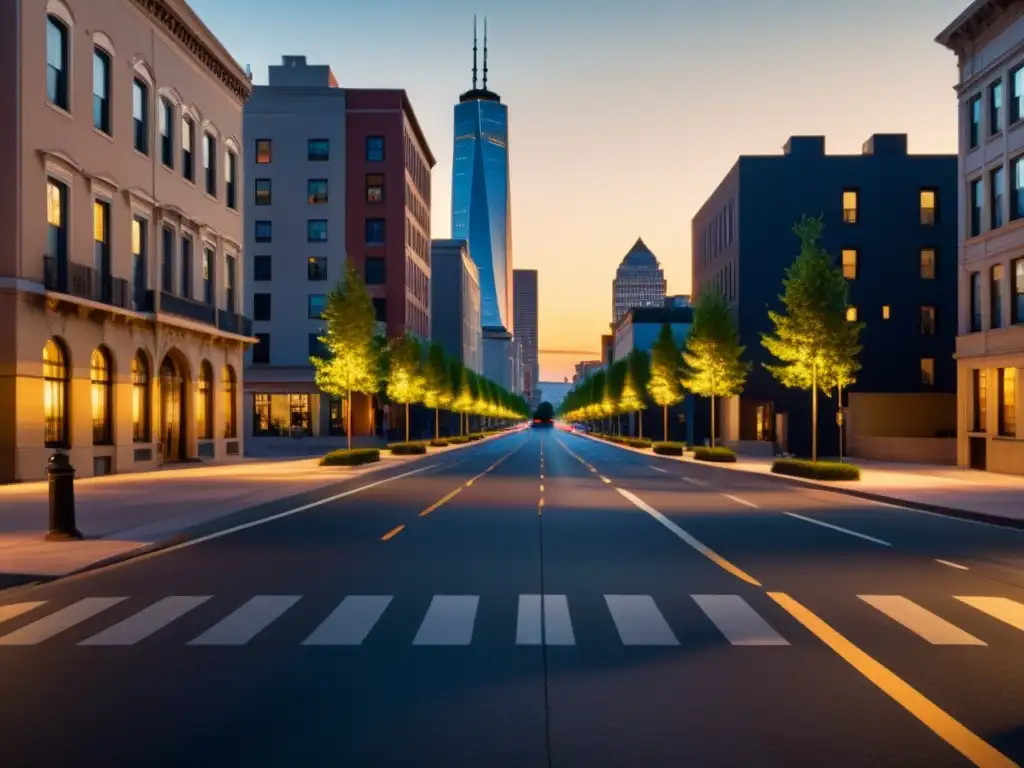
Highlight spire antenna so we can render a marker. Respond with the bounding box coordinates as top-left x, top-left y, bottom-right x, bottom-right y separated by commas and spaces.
472, 16, 478, 89
483, 17, 489, 90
